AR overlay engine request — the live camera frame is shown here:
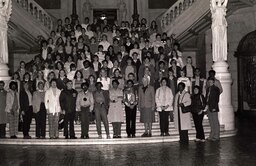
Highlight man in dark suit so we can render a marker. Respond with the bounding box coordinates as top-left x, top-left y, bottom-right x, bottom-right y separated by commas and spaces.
205, 77, 220, 141
59, 80, 78, 139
